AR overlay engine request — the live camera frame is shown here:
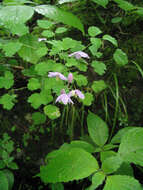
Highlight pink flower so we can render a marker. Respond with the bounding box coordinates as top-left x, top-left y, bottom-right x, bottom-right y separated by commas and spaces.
56, 89, 74, 105
38, 38, 47, 42
69, 89, 85, 99
48, 72, 67, 81
69, 51, 90, 59
68, 73, 73, 83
